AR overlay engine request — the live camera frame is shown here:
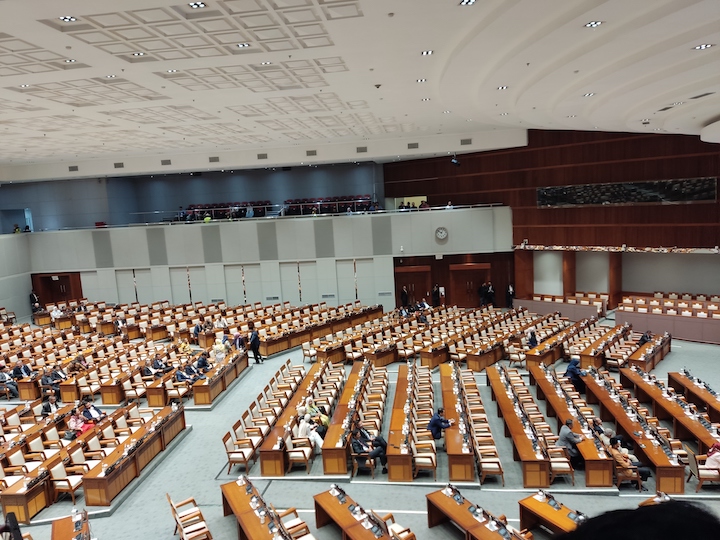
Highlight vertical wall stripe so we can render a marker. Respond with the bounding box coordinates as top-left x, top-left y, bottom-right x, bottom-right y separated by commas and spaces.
257, 222, 279, 261
92, 230, 114, 268
201, 225, 223, 263
147, 227, 168, 266
314, 219, 335, 258
372, 215, 392, 255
